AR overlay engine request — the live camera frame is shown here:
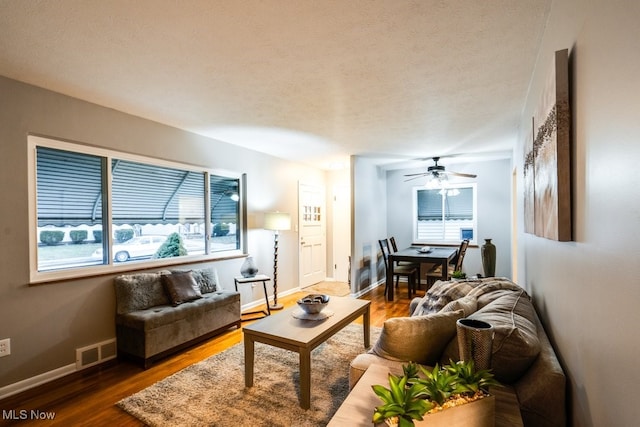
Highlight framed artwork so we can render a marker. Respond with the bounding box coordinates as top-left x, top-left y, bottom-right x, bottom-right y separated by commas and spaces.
524, 117, 536, 234
526, 49, 572, 241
